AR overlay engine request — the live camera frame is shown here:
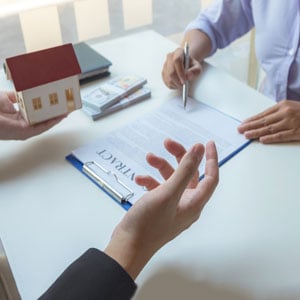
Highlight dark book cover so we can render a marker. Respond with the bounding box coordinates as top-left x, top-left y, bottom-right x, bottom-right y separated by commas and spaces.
74, 42, 112, 81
